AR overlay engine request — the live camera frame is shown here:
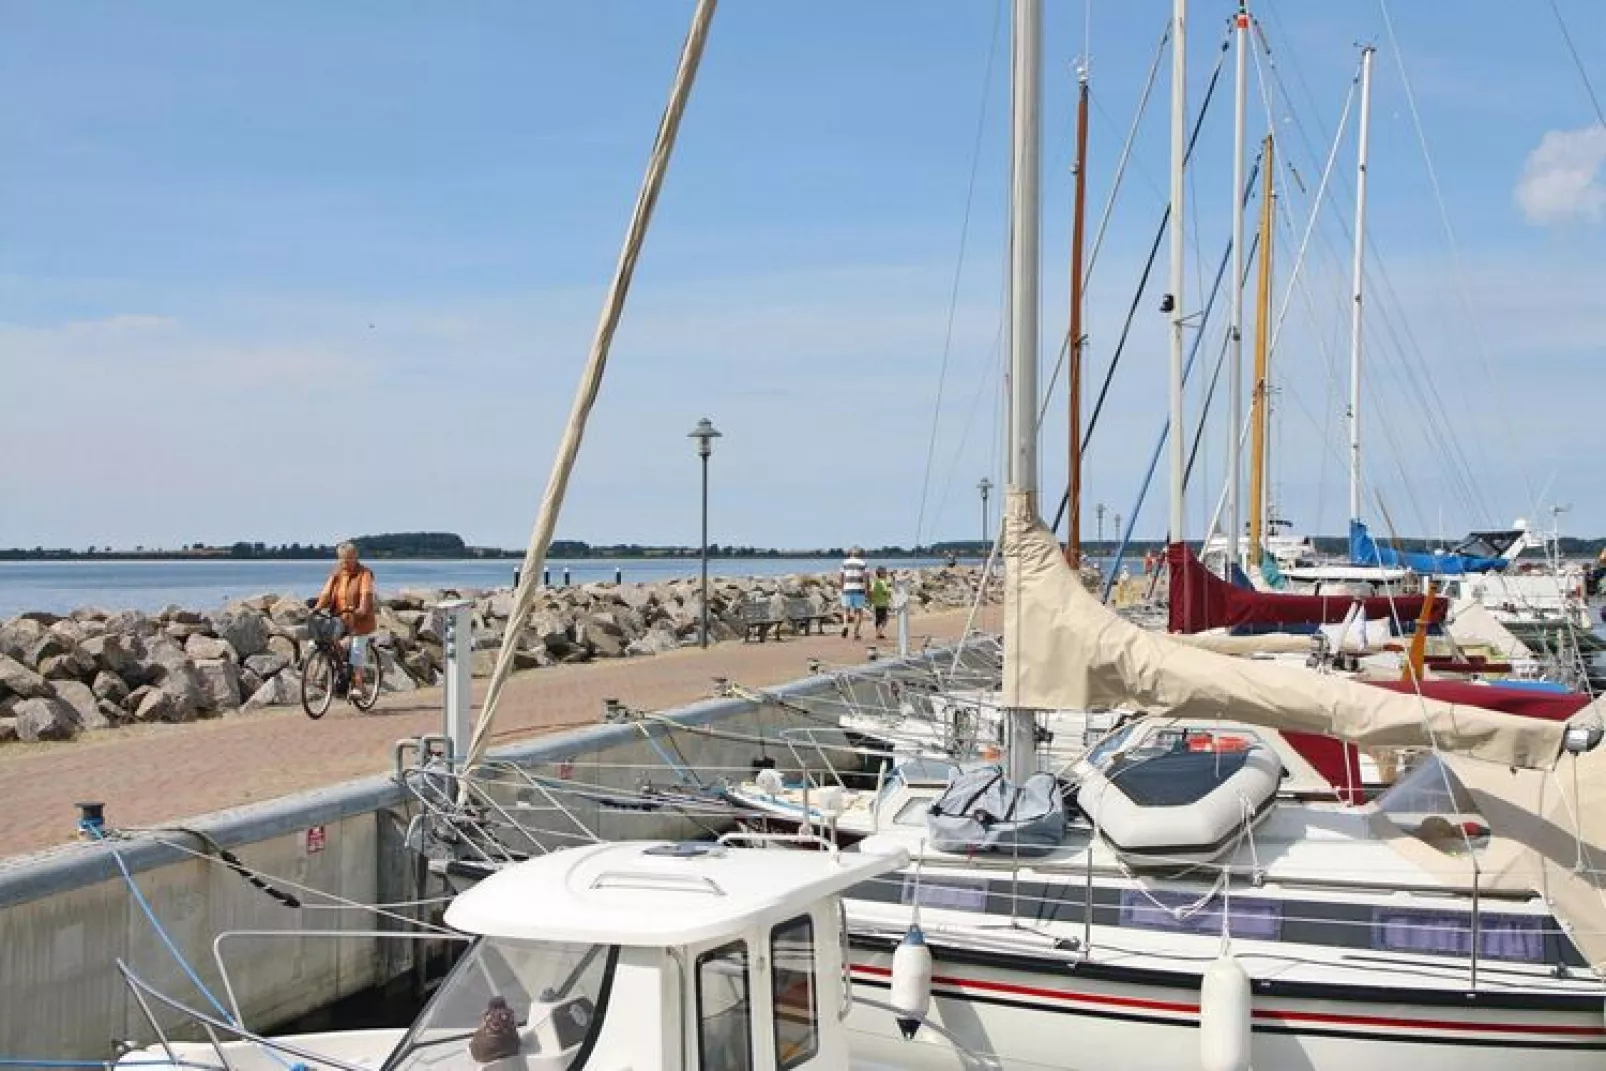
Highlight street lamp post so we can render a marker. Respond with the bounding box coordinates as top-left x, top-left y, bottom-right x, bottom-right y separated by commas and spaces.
1095, 502, 1106, 547
688, 418, 723, 648
977, 477, 994, 553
